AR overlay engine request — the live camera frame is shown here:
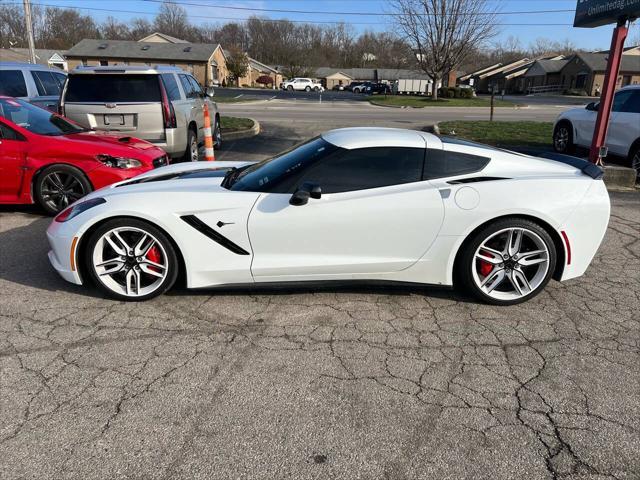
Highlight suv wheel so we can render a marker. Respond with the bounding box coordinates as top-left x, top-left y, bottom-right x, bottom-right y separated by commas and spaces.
34, 165, 92, 215
630, 143, 640, 183
287, 85, 293, 91
183, 129, 198, 162
214, 116, 222, 150
553, 122, 574, 154
305, 86, 311, 92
